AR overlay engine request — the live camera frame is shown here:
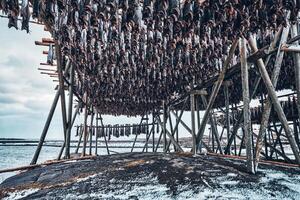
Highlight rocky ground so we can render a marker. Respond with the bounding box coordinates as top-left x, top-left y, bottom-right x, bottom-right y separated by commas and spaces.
0, 153, 300, 199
